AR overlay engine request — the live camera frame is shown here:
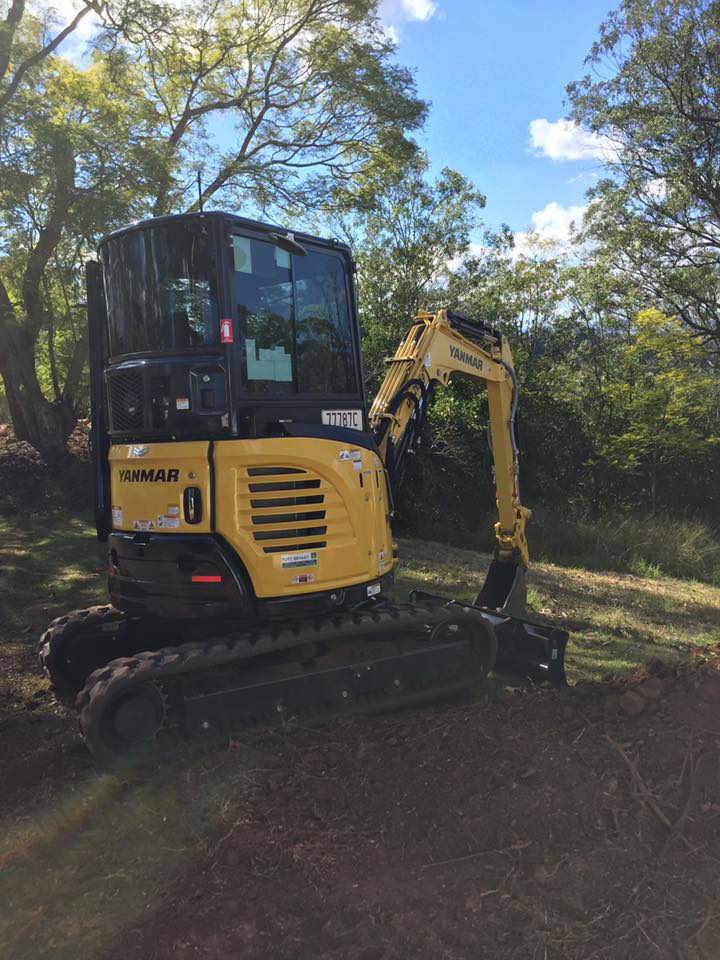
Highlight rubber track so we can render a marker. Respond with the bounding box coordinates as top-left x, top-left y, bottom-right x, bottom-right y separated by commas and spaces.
39, 605, 127, 704
76, 601, 490, 764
